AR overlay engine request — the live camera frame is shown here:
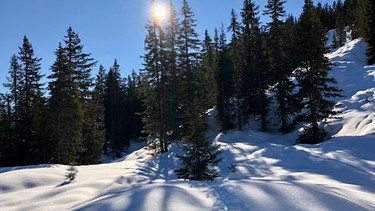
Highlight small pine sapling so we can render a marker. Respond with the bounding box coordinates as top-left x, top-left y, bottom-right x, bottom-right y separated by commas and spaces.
65, 164, 78, 182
